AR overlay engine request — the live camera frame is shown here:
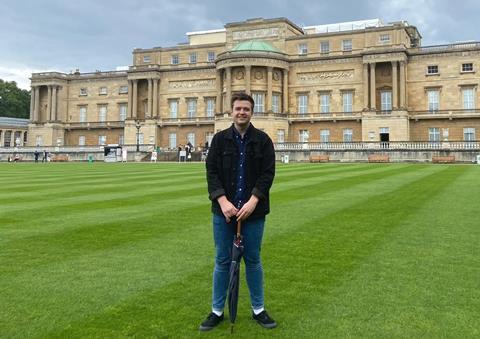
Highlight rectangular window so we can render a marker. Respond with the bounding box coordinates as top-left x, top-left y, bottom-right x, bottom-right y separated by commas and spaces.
320, 129, 330, 143
319, 93, 330, 113
299, 130, 309, 143
428, 128, 440, 142
35, 135, 43, 147
379, 34, 391, 43
207, 51, 215, 62
343, 128, 353, 142
138, 133, 144, 145
171, 55, 179, 65
320, 41, 330, 54
98, 105, 107, 122
342, 39, 352, 52
252, 92, 265, 113
427, 65, 439, 75
298, 94, 308, 114
187, 98, 197, 118
118, 135, 124, 145
119, 104, 127, 121
169, 133, 177, 149
272, 94, 280, 113
99, 87, 107, 95
206, 98, 215, 117
381, 91, 392, 111
78, 135, 85, 146
169, 99, 178, 118
4, 131, 11, 147
187, 132, 195, 146
119, 86, 128, 94
206, 132, 214, 146
342, 91, 353, 113
277, 129, 285, 143
79, 106, 87, 122
143, 56, 151, 63
464, 127, 476, 141
463, 88, 475, 110
98, 135, 106, 145
462, 63, 474, 72
189, 52, 197, 64
79, 88, 87, 96
298, 43, 308, 55
427, 90, 439, 112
